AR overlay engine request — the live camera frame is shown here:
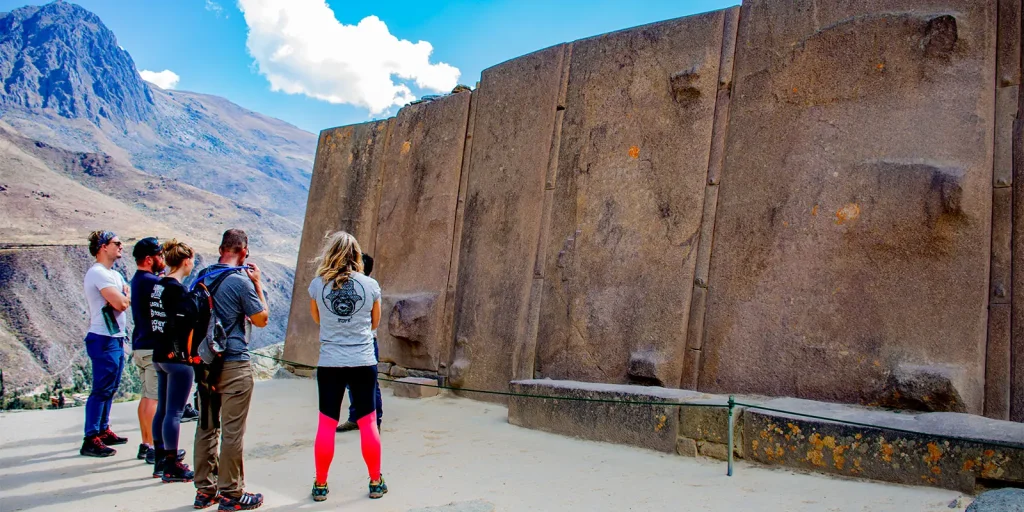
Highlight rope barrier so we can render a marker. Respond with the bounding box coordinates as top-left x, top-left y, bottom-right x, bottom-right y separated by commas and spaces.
249, 350, 1024, 478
